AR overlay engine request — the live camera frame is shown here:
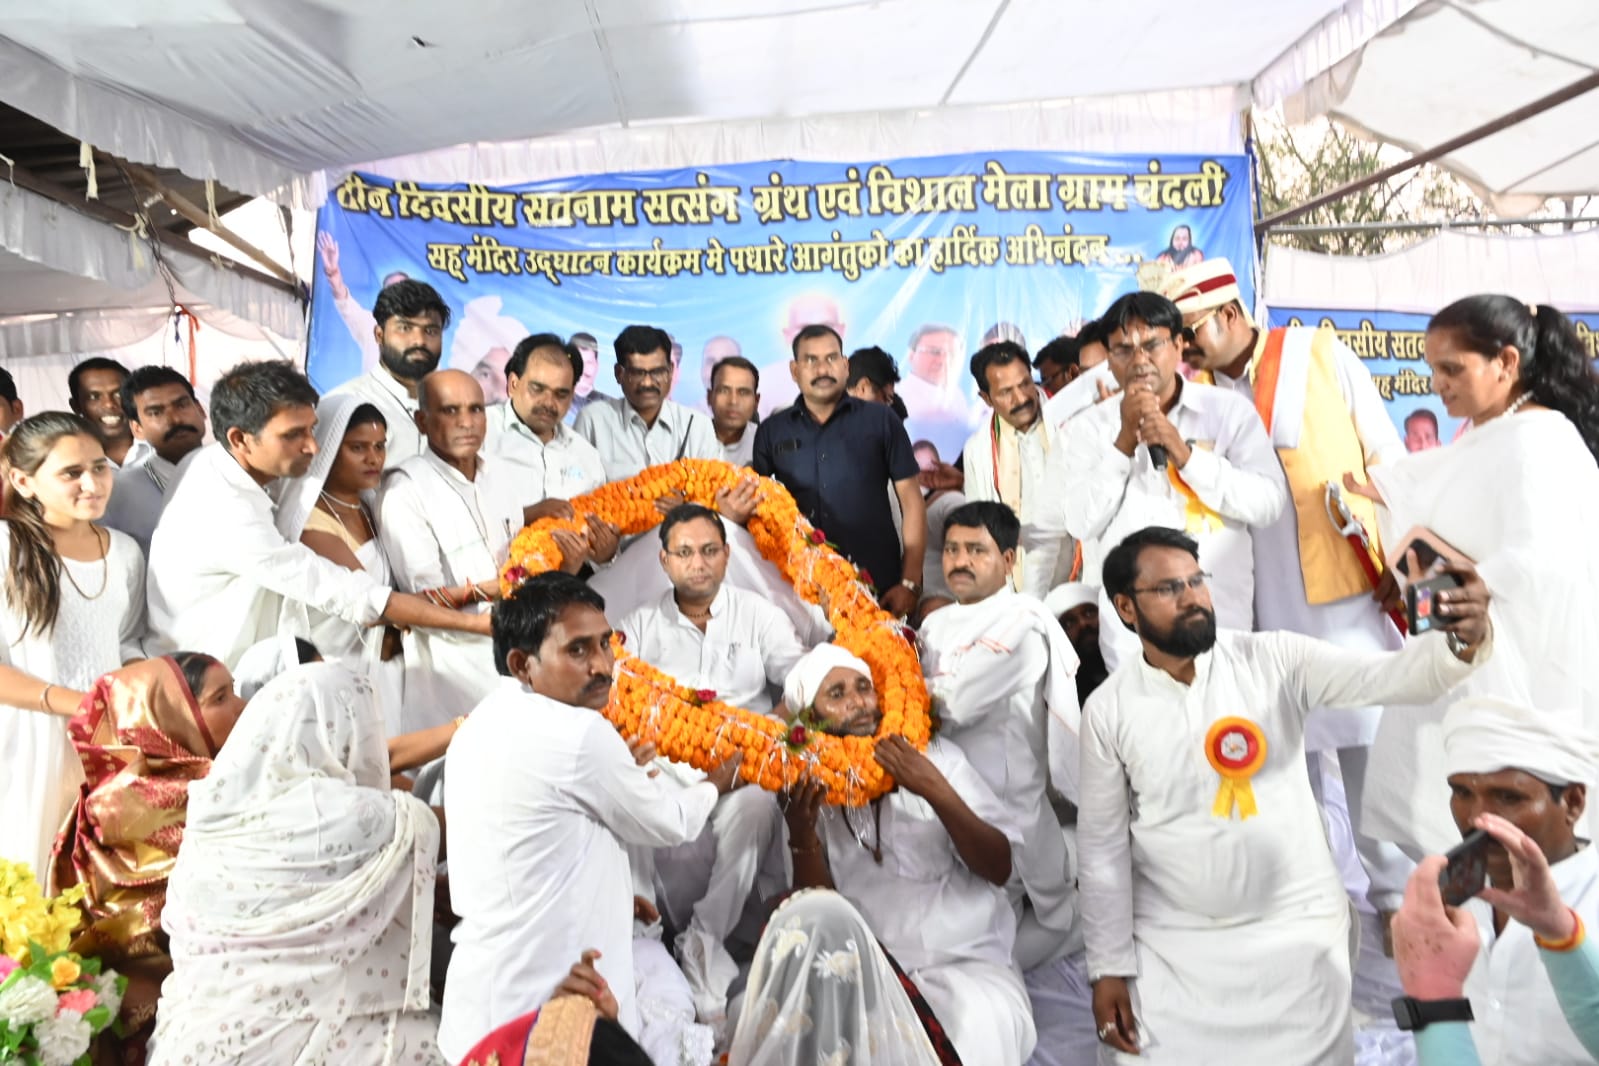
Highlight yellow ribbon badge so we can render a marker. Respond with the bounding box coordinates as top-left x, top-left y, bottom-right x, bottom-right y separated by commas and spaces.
1204, 716, 1268, 820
